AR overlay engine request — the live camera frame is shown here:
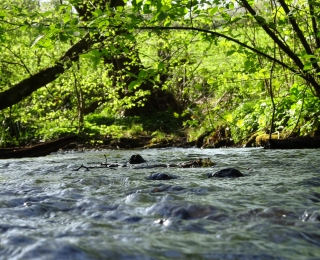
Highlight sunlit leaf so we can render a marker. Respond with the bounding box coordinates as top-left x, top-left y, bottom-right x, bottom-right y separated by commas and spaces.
236, 119, 244, 127
30, 34, 44, 47
0, 10, 5, 19
225, 114, 233, 122
128, 80, 140, 91
303, 62, 312, 71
